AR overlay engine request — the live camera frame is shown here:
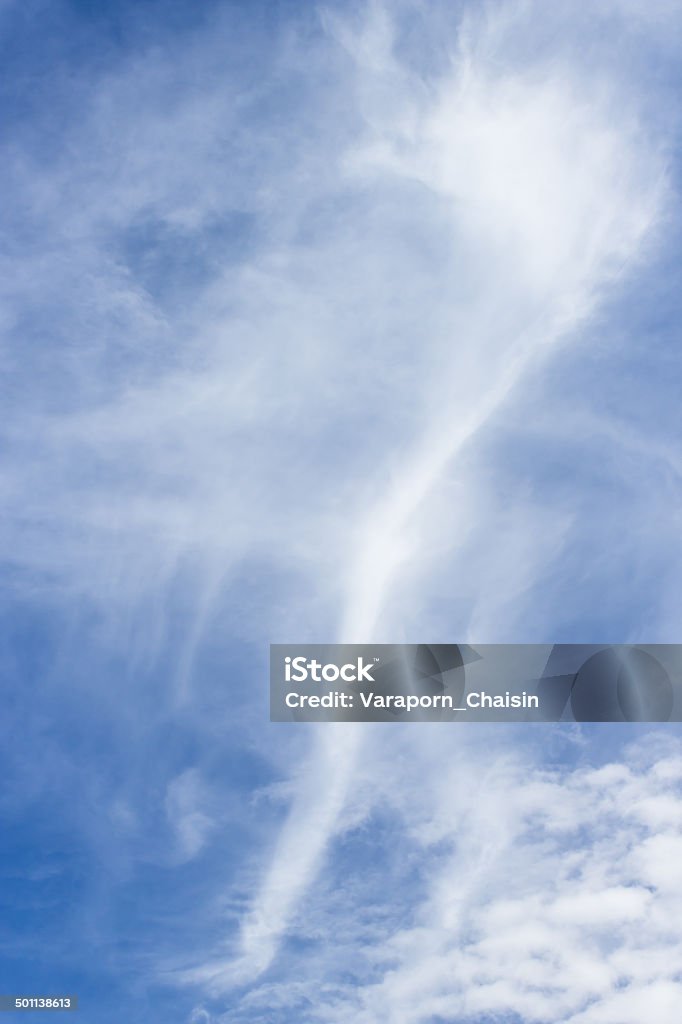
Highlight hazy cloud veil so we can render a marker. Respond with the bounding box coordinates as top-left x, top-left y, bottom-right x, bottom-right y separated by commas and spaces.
1, 0, 681, 1022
